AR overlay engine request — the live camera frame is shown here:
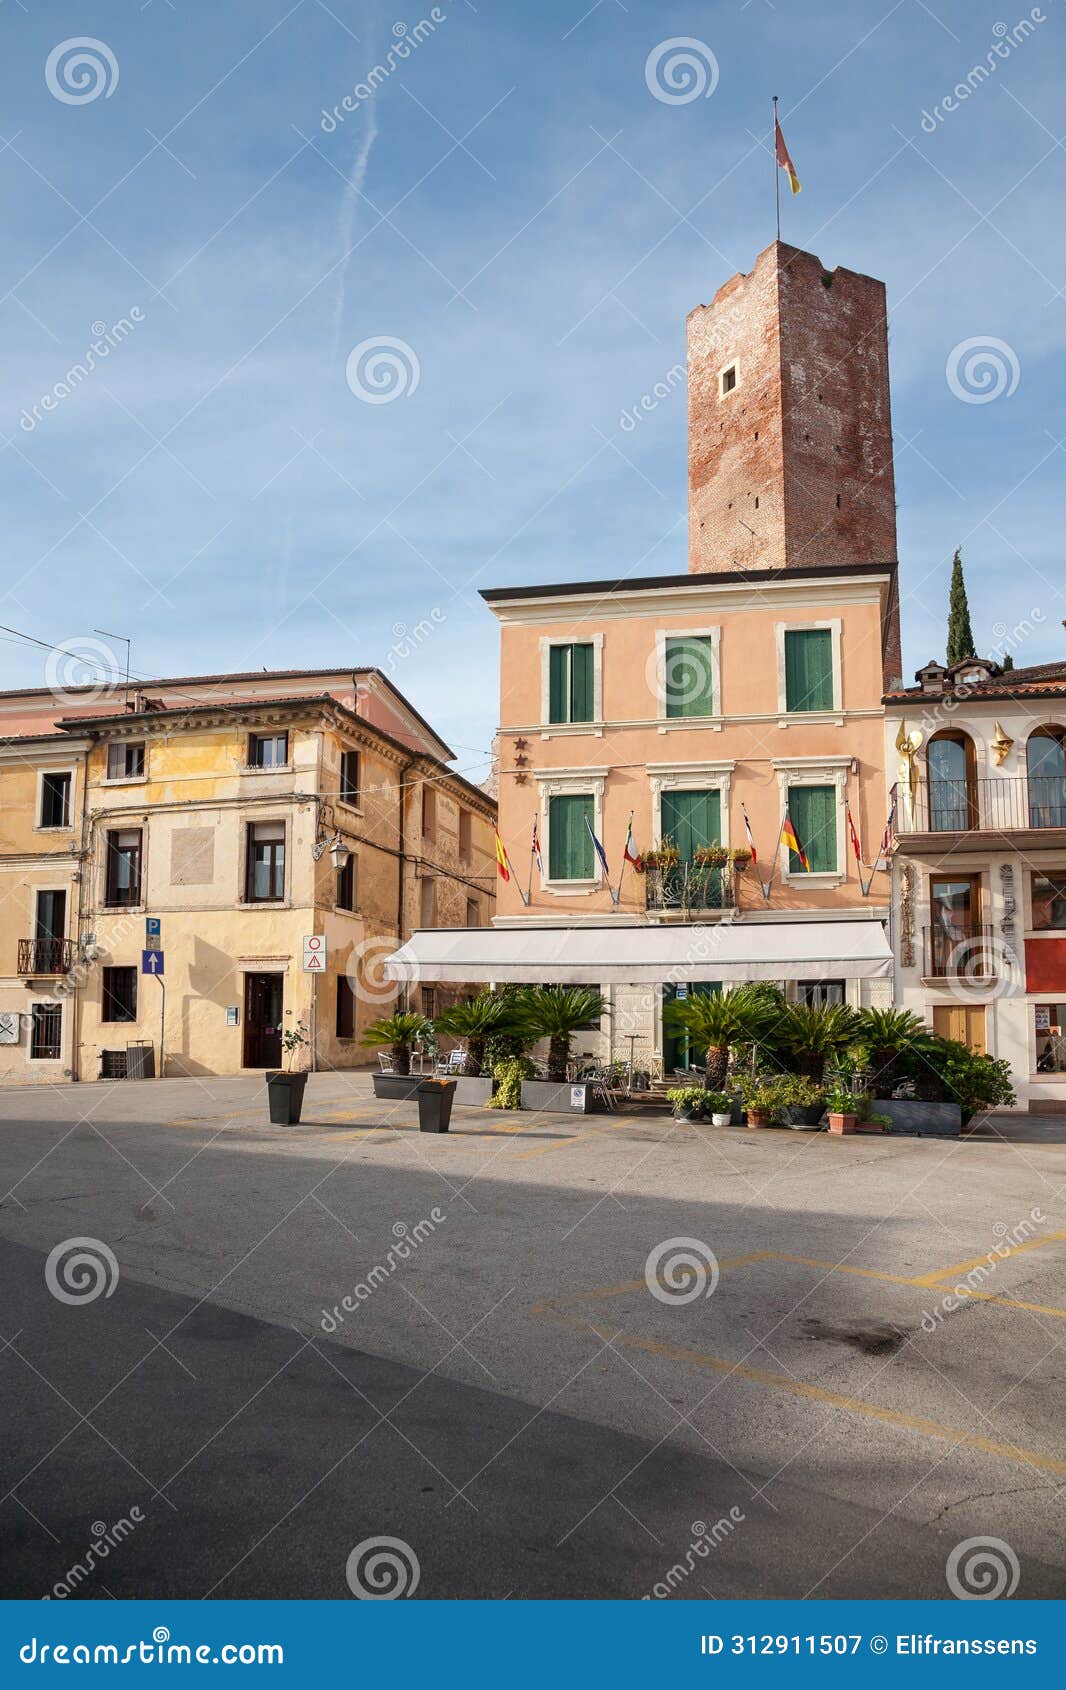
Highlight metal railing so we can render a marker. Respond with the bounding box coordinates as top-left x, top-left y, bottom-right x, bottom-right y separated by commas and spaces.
922, 923, 996, 979
18, 937, 75, 976
643, 863, 736, 913
895, 776, 1066, 834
